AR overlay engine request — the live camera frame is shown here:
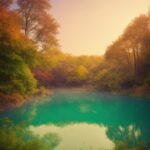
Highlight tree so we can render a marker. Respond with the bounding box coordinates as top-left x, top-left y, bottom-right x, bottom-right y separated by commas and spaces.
122, 15, 149, 75
105, 14, 150, 77
0, 8, 21, 42
95, 11, 150, 93
0, 6, 37, 95
17, 0, 59, 48
105, 37, 131, 72
0, 50, 37, 95
66, 65, 89, 86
